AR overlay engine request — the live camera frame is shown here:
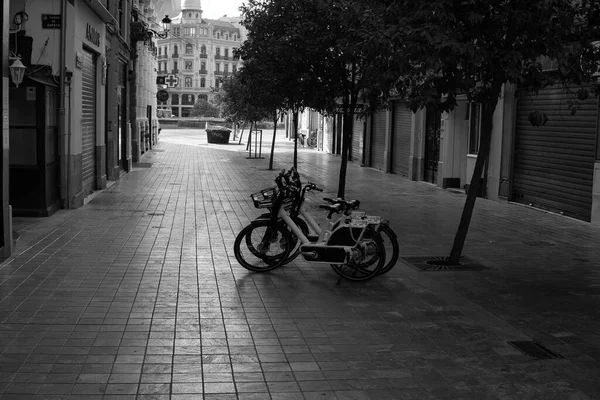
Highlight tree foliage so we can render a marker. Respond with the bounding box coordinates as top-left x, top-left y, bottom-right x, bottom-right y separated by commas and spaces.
190, 98, 220, 118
